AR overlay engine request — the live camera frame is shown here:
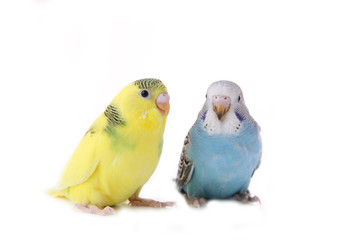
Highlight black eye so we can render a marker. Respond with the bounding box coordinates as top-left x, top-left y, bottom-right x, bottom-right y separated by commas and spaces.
205, 94, 207, 98
238, 96, 241, 102
140, 89, 150, 98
